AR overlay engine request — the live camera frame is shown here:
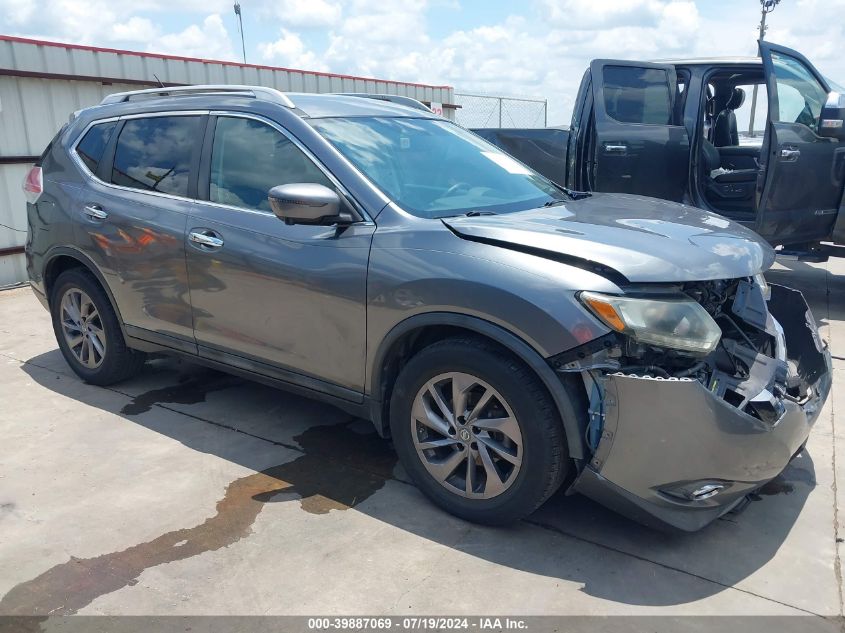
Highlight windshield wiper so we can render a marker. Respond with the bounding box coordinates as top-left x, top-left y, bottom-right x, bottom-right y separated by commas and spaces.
542, 199, 568, 208
463, 210, 497, 217
549, 183, 591, 201
563, 187, 592, 200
